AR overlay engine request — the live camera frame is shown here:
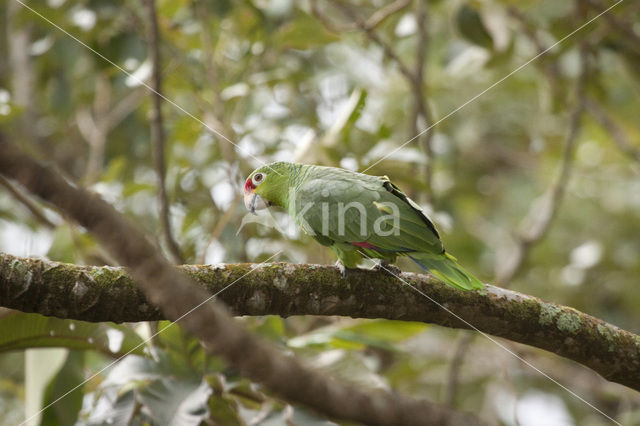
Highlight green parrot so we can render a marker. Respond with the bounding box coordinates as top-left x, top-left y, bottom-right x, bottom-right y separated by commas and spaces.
243, 162, 483, 291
